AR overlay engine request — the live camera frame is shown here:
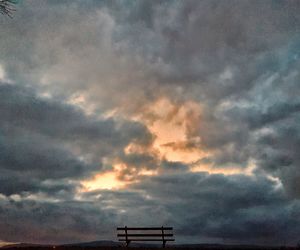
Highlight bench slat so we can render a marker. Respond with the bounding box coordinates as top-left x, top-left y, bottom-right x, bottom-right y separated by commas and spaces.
118, 233, 173, 237
117, 227, 173, 230
117, 226, 175, 248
